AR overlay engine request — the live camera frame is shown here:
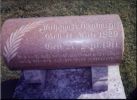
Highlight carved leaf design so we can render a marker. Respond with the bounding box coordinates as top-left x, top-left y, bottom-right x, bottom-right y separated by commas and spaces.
3, 20, 44, 63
